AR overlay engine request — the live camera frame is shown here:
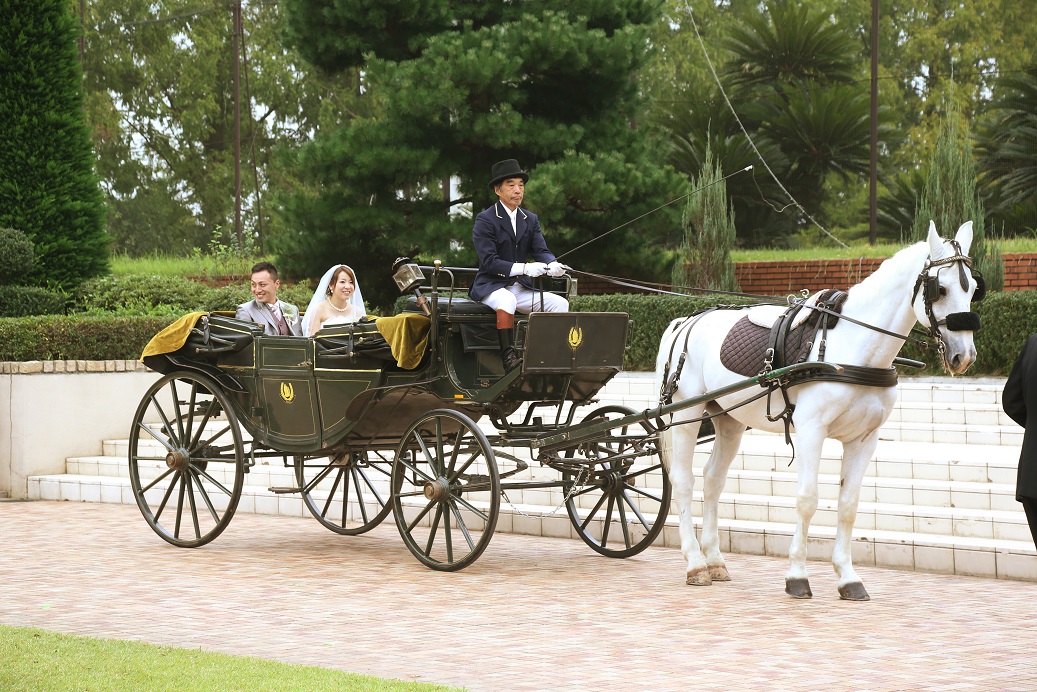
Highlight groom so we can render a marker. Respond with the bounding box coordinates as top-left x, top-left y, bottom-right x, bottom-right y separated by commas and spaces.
236, 261, 302, 336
